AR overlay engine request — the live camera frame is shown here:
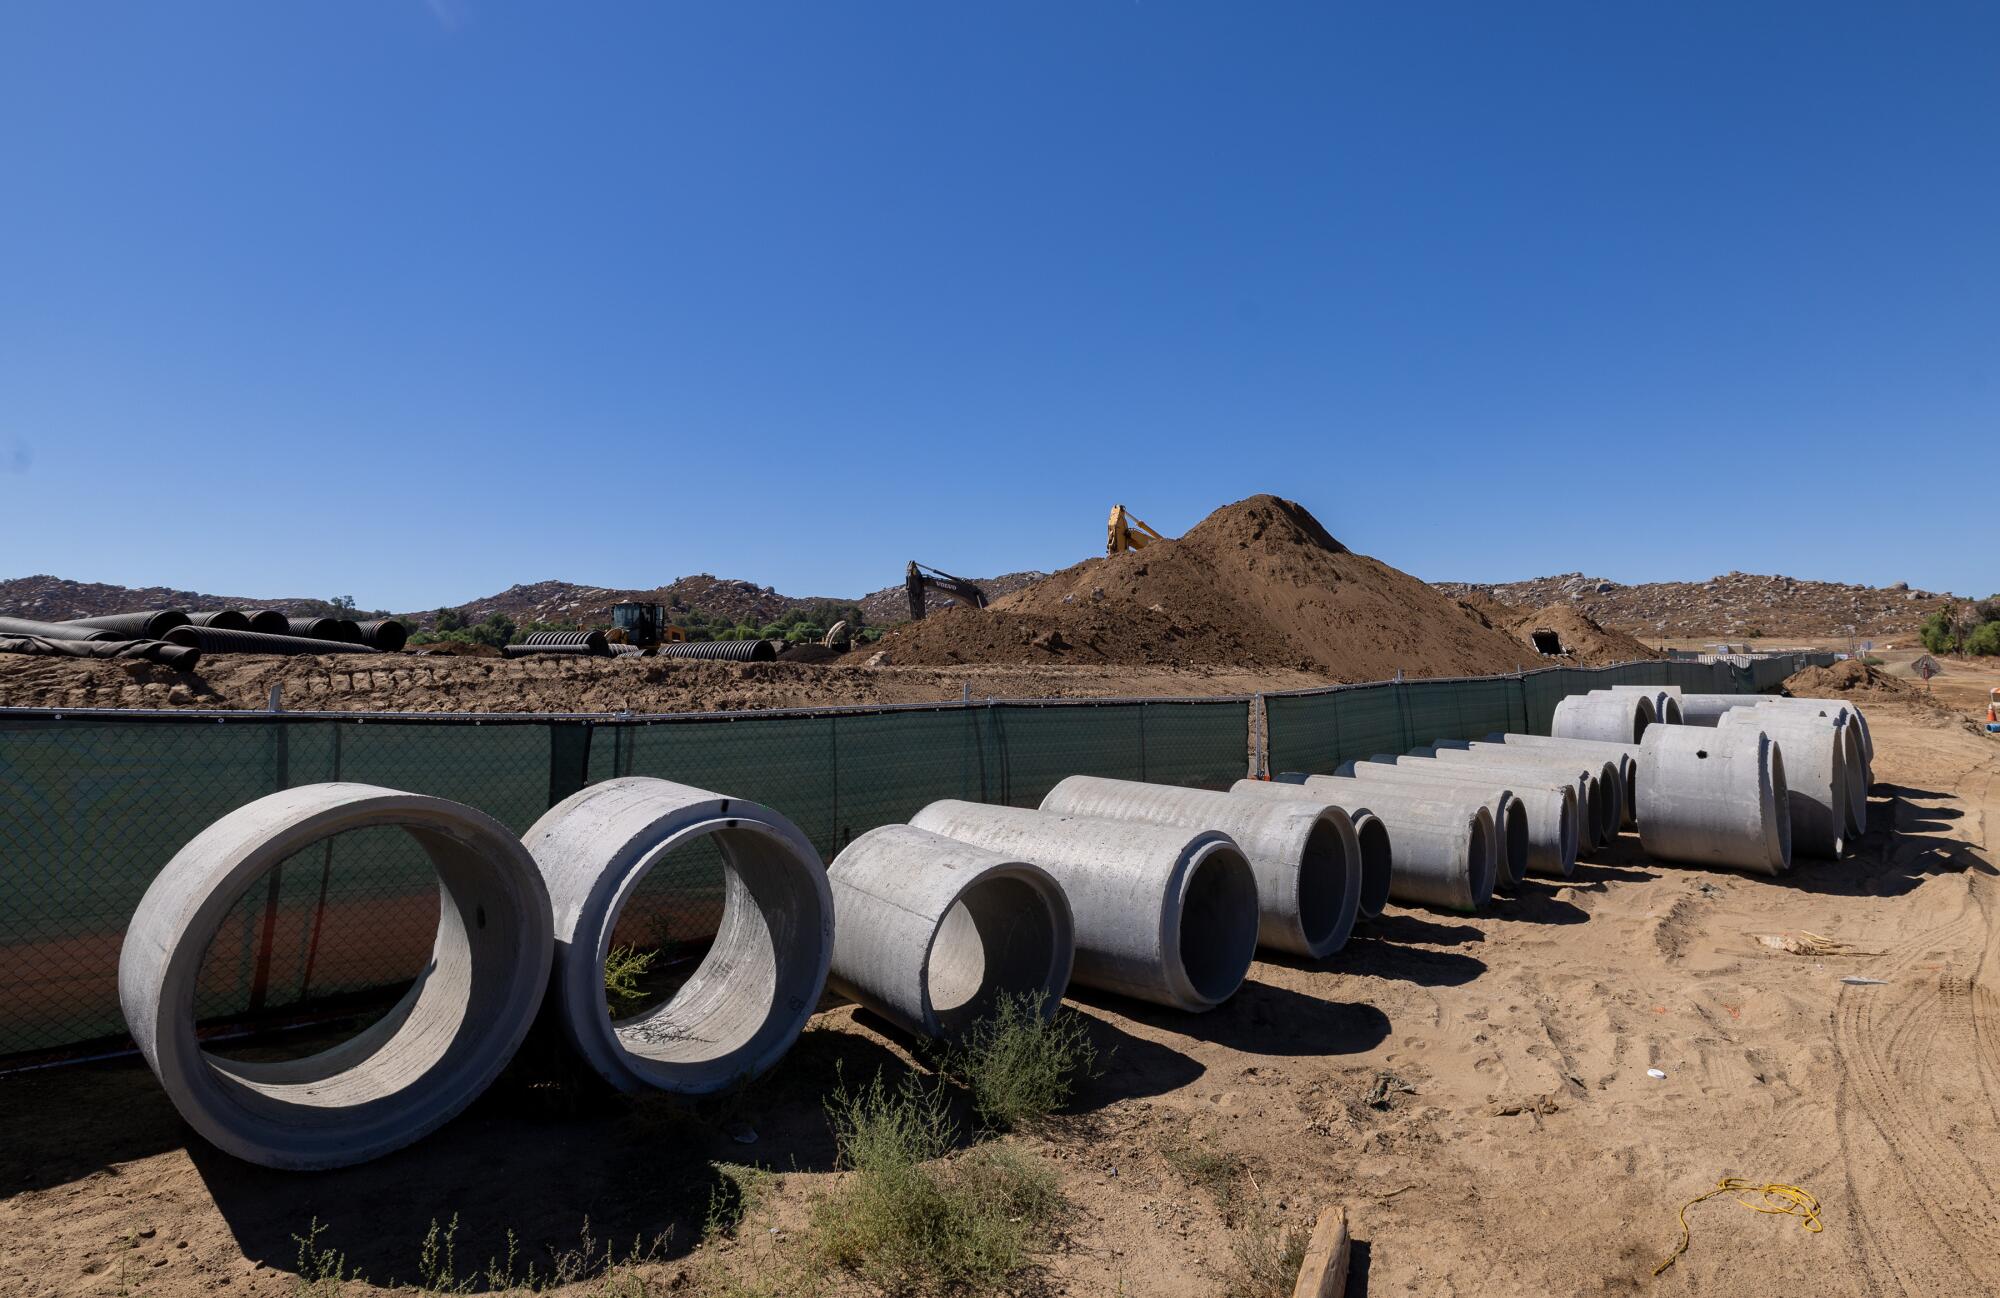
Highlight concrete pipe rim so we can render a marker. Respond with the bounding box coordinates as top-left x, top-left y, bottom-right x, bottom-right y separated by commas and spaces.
1467, 815, 1497, 909
1767, 744, 1794, 874
1169, 840, 1259, 1009
1498, 797, 1530, 890
122, 787, 553, 1170
1283, 813, 1357, 957
579, 814, 832, 1093
1842, 726, 1866, 836
1353, 814, 1394, 920
921, 865, 1076, 1037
